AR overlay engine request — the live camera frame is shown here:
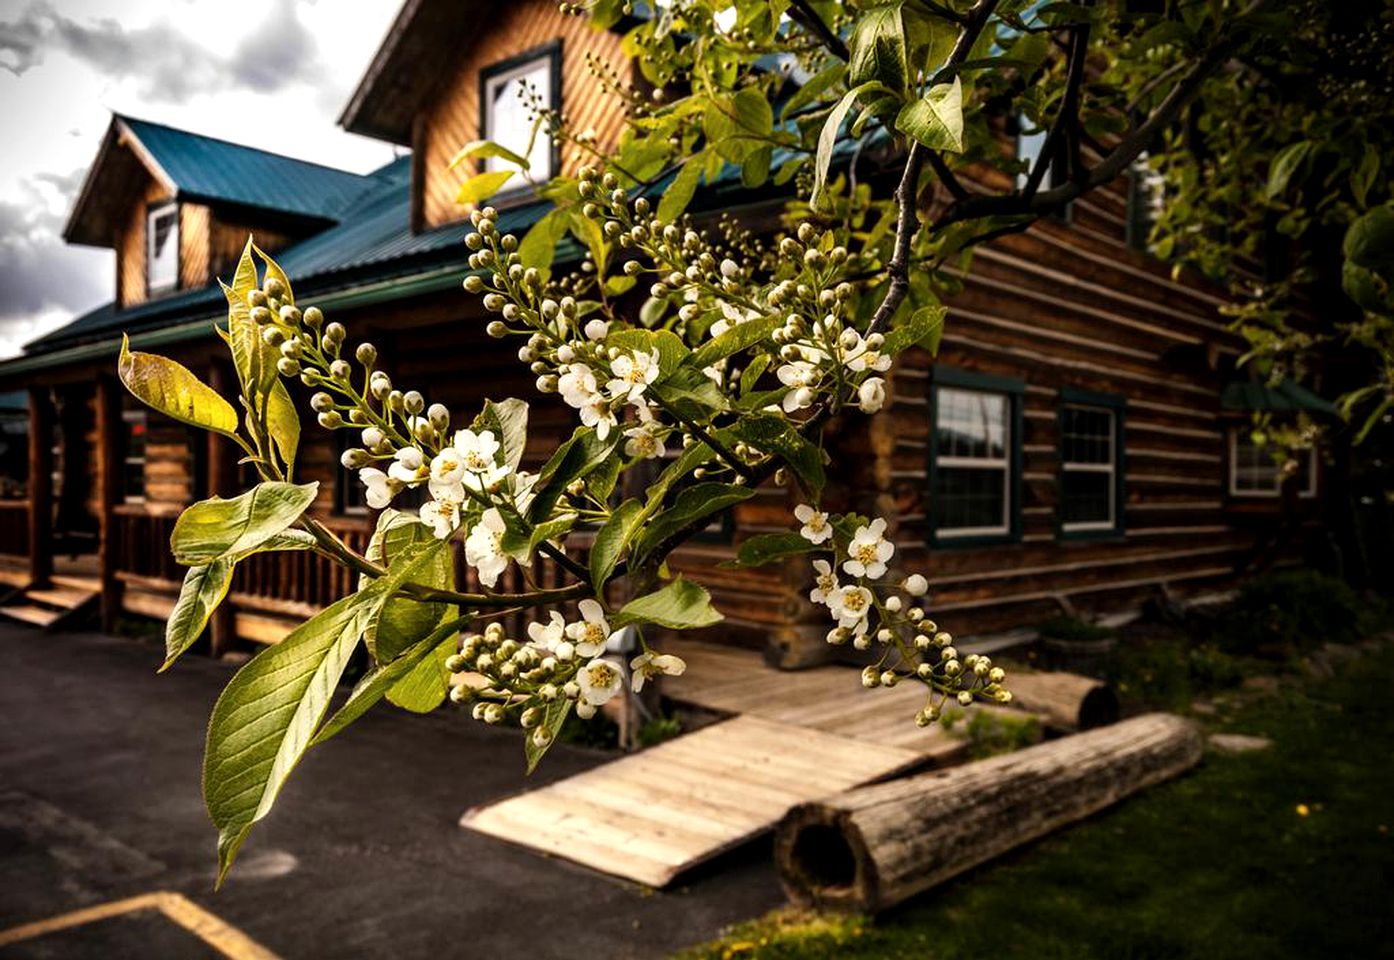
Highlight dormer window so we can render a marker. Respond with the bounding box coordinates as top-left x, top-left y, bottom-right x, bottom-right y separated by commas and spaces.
481, 43, 561, 183
147, 202, 178, 295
